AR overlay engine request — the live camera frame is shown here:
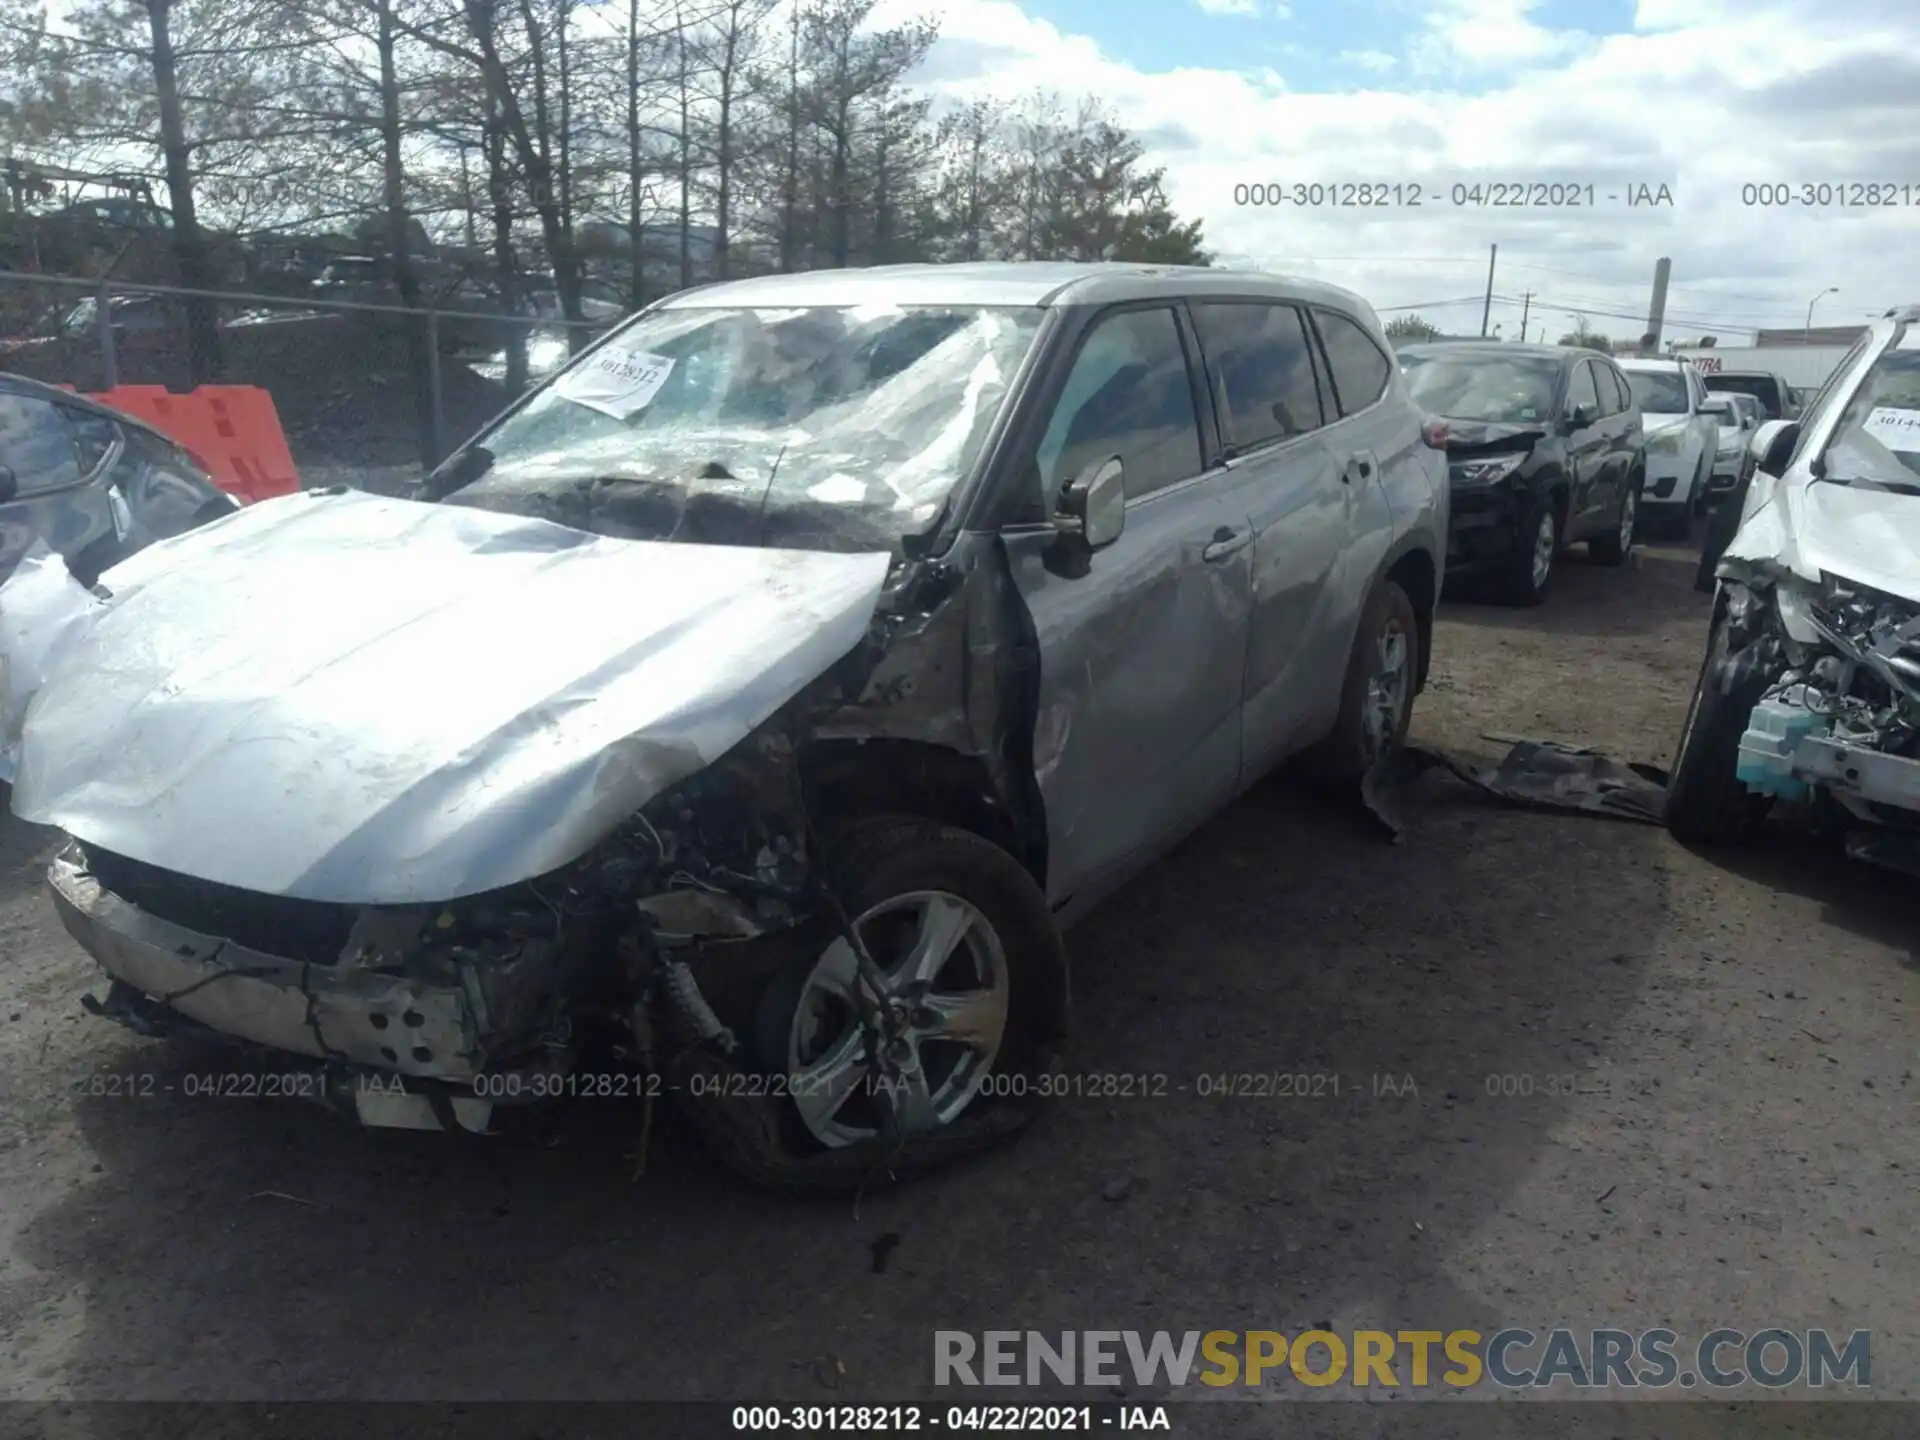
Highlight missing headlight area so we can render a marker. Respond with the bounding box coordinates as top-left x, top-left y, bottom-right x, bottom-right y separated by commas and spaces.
1669, 562, 1920, 871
